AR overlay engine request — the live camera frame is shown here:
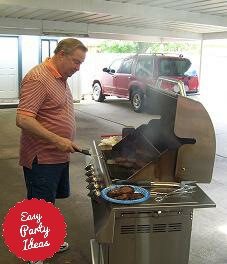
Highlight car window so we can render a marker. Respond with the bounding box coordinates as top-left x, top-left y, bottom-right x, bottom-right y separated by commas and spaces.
185, 68, 198, 76
118, 58, 133, 74
135, 56, 154, 78
109, 59, 123, 73
159, 58, 191, 76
